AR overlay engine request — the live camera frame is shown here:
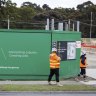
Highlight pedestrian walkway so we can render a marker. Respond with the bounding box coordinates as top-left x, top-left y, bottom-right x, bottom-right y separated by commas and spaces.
80, 80, 96, 85
80, 69, 96, 85
86, 69, 96, 79
0, 79, 95, 86
0, 80, 82, 85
